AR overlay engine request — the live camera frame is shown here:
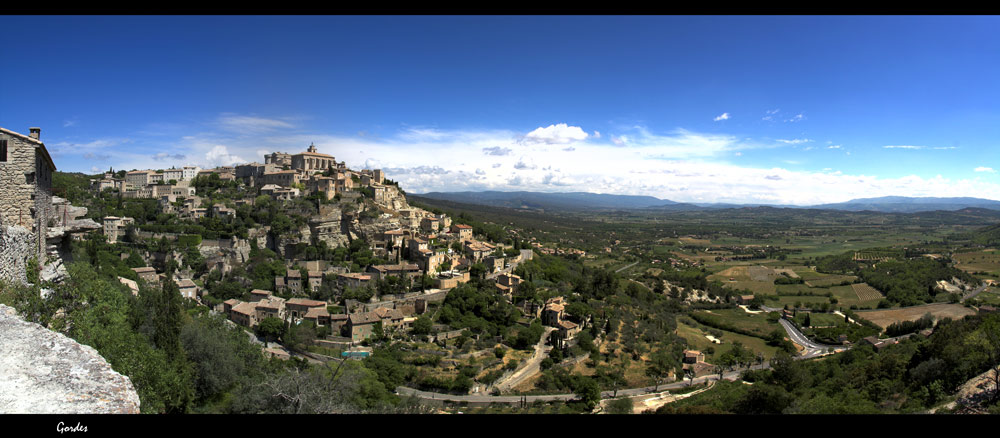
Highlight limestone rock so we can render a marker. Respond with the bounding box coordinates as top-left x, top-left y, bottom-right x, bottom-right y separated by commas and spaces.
0, 304, 140, 414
